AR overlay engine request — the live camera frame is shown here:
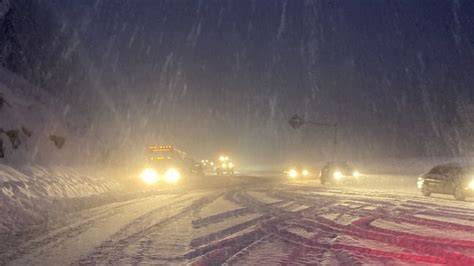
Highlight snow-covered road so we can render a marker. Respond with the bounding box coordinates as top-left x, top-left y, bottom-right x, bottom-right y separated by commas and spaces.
2, 175, 474, 265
